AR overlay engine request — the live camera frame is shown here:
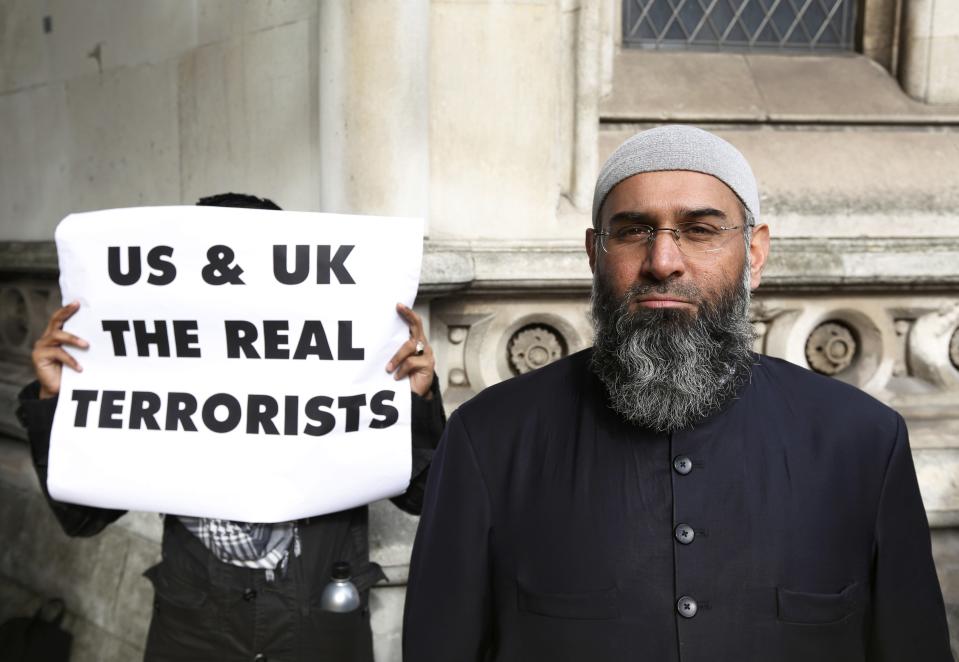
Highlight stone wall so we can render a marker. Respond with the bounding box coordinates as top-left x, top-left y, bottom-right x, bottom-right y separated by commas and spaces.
2, 0, 959, 660
0, 0, 321, 241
